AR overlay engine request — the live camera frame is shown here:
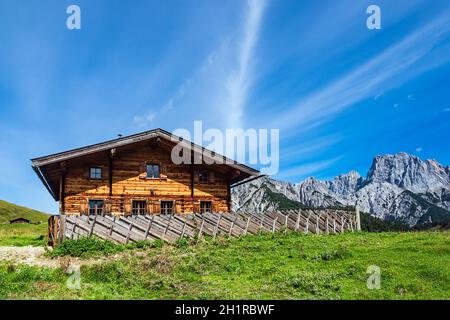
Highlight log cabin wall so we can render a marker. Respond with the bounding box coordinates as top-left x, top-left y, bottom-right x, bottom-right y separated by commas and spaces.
62, 141, 230, 215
